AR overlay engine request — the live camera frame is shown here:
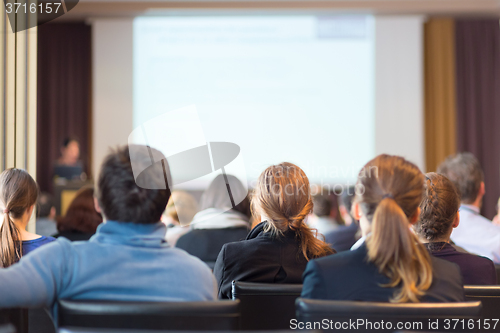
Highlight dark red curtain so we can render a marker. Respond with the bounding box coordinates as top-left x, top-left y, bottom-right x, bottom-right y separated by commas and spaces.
455, 19, 500, 219
37, 22, 92, 193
